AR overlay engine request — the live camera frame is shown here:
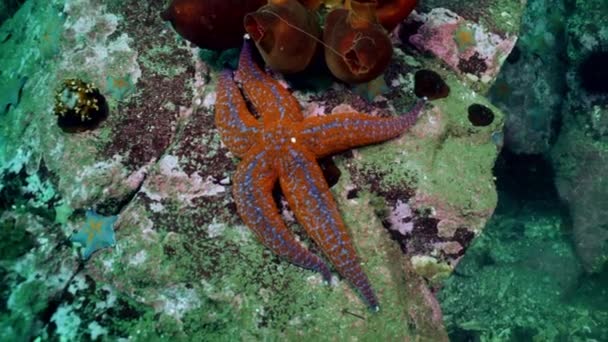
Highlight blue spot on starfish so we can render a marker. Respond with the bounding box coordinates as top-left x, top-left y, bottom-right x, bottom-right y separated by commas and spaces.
71, 210, 117, 259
